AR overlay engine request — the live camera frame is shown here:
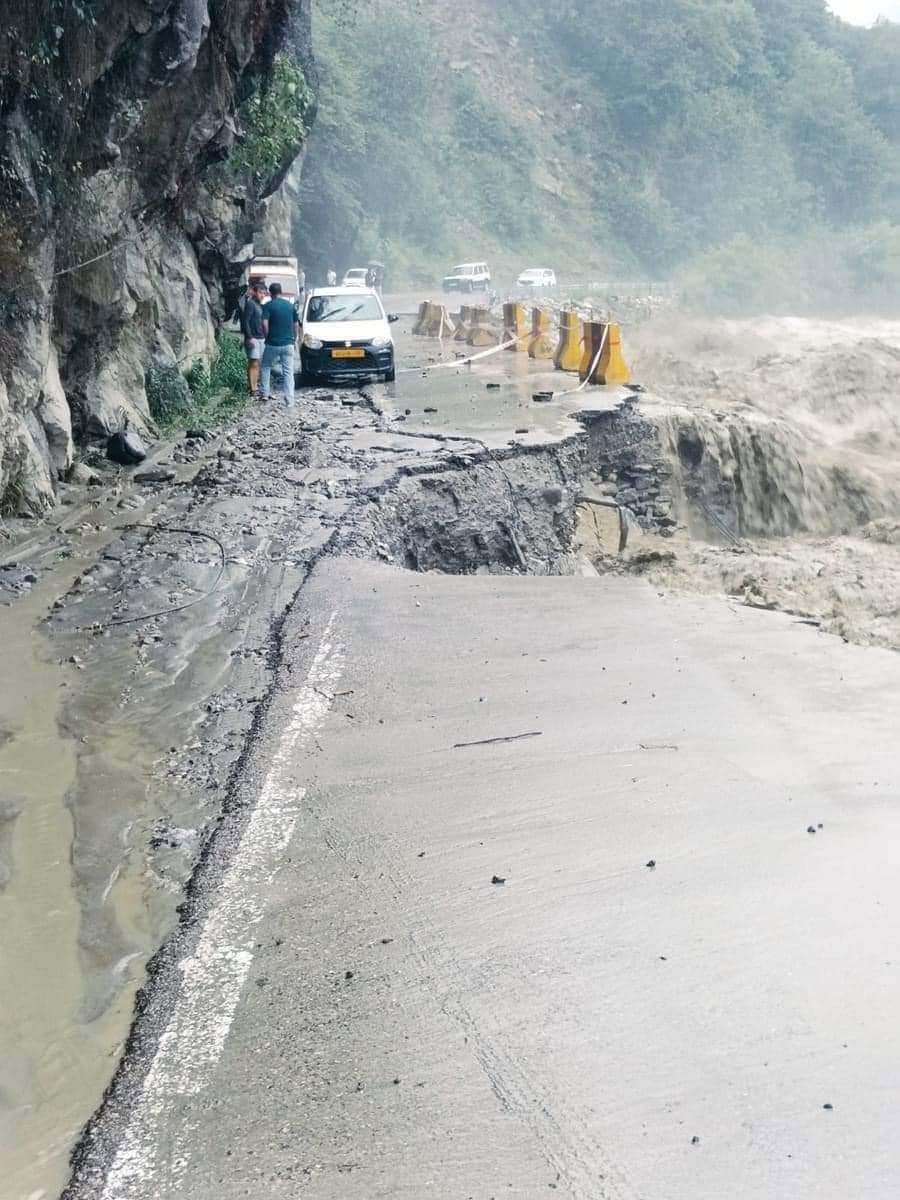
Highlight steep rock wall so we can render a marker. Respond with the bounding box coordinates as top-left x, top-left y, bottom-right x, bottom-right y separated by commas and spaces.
0, 0, 312, 515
